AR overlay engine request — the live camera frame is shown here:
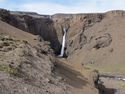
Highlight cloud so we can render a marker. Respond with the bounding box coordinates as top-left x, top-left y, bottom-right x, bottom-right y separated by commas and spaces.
19, 2, 100, 14
1, 0, 125, 14
18, 0, 125, 14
